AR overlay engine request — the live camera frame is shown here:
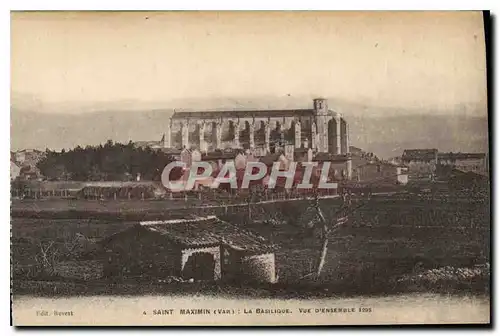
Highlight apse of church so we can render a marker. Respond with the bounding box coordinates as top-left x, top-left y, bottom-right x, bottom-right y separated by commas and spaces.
168, 98, 349, 156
